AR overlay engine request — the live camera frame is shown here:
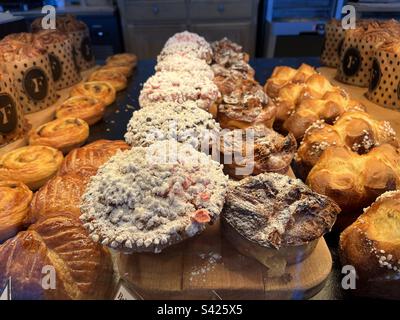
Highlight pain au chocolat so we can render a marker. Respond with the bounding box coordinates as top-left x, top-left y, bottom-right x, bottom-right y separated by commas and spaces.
221, 173, 339, 277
